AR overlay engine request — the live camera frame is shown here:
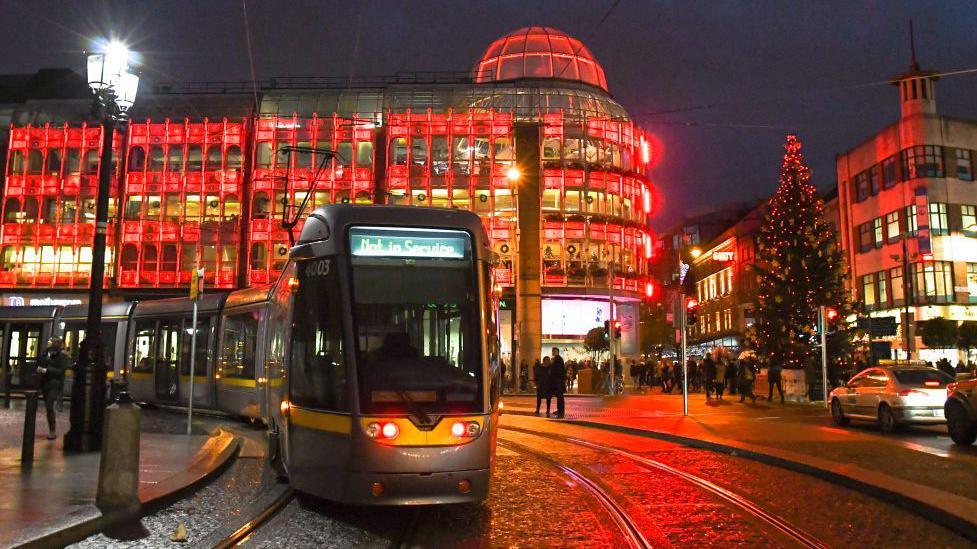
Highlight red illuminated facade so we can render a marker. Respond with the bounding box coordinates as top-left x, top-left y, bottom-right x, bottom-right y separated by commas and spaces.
1, 27, 656, 357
